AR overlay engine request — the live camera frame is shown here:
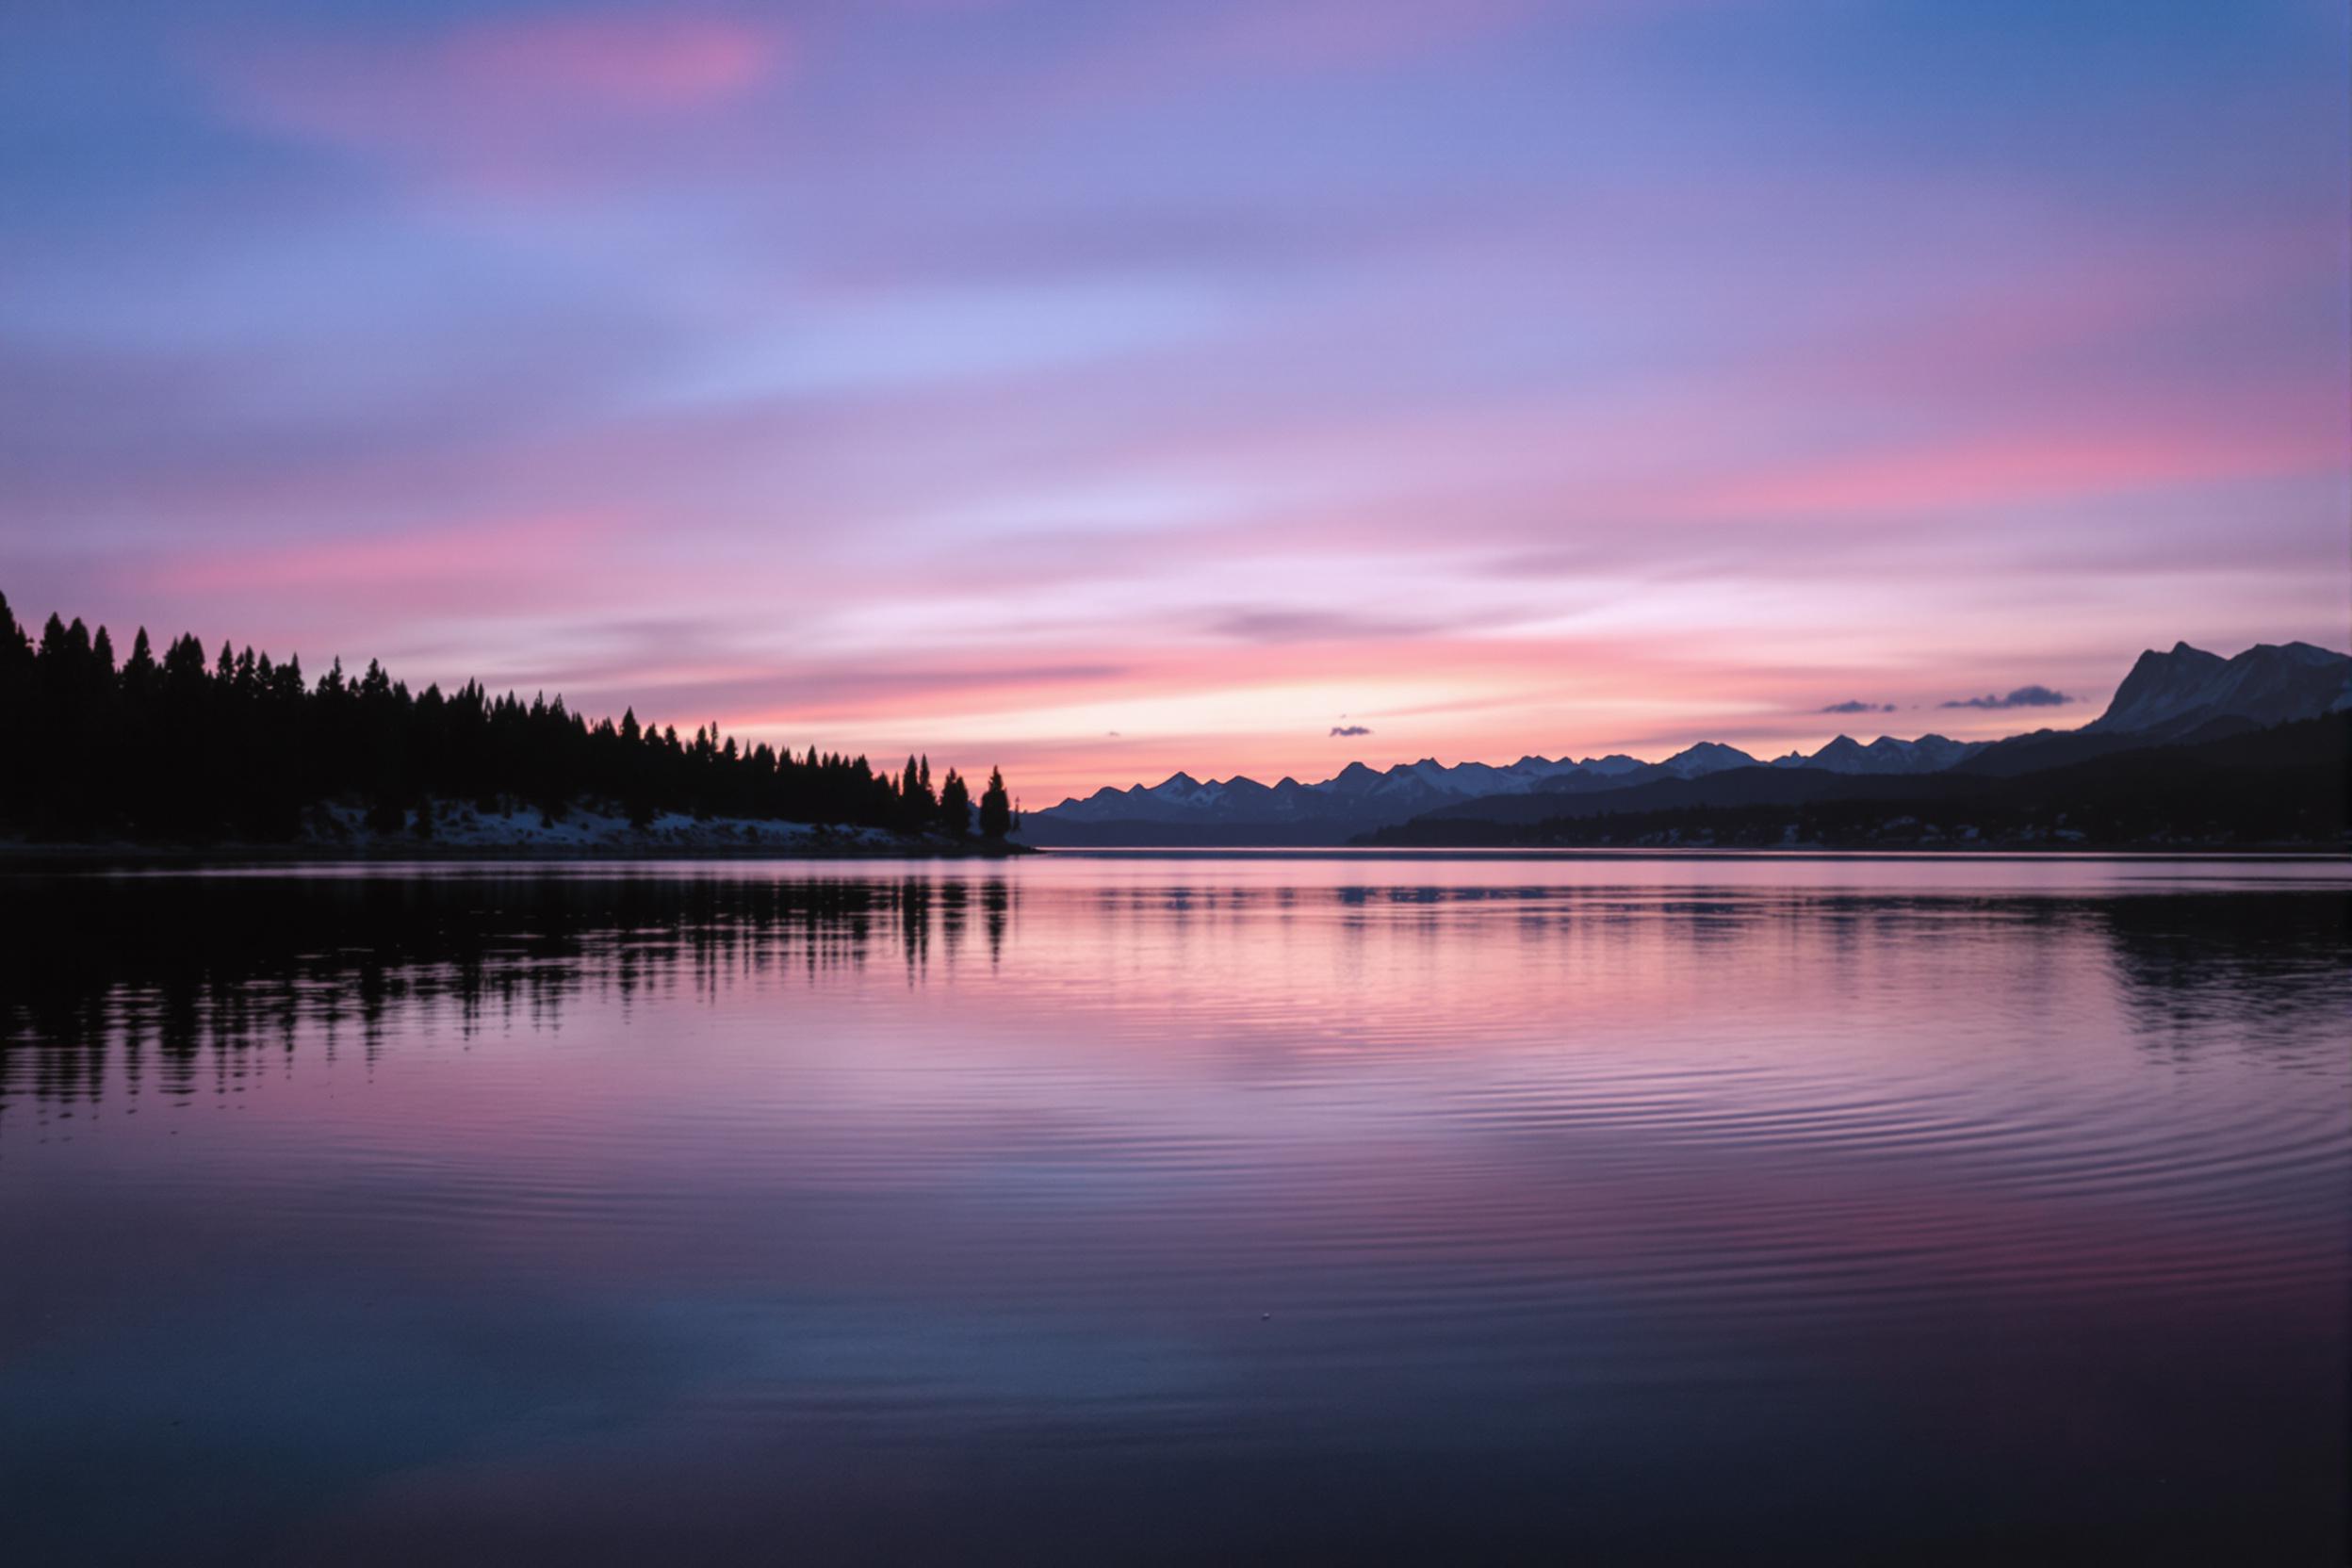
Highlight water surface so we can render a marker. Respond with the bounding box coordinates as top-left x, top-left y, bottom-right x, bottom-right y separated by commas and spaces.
4, 855, 2346, 1563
